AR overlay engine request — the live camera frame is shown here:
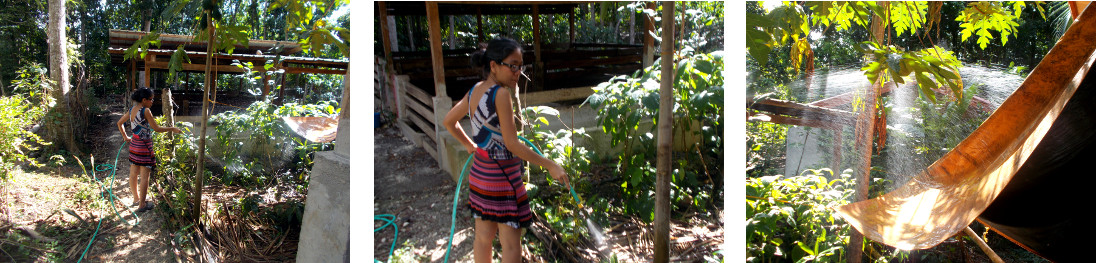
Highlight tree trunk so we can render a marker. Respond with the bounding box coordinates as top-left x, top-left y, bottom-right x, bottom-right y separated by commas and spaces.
848, 4, 889, 263
193, 10, 215, 222
654, 2, 674, 263
47, 0, 80, 155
